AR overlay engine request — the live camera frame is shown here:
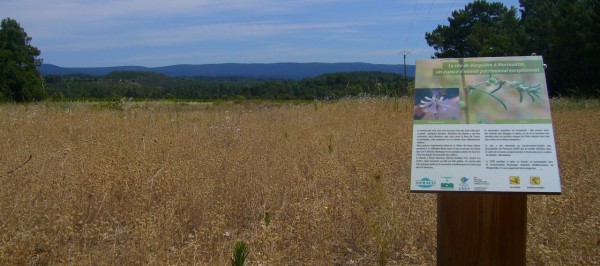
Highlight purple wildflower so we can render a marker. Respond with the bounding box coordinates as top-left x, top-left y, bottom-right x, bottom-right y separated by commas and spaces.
419, 95, 452, 119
